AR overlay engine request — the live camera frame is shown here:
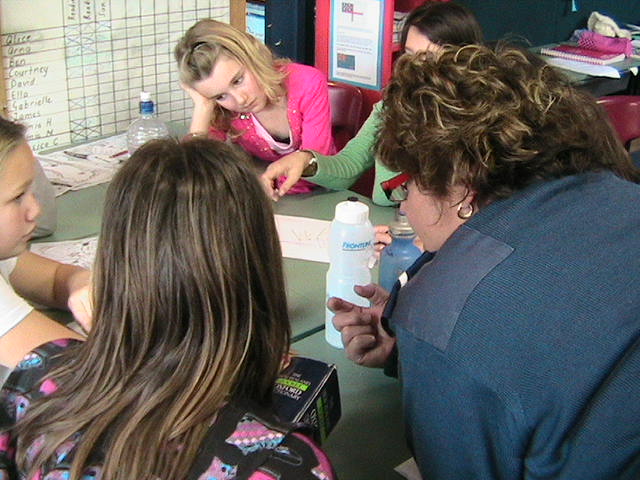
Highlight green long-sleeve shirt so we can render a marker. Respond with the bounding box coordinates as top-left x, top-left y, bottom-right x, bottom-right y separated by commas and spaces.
306, 102, 397, 206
